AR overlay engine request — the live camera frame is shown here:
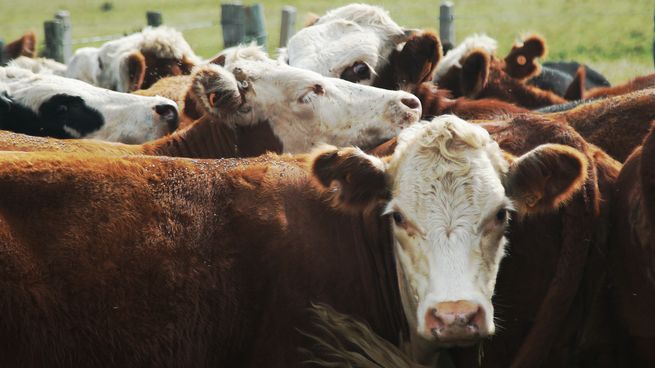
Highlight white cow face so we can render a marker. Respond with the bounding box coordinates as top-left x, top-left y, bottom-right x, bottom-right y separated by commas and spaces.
189, 50, 422, 153
67, 27, 198, 92
310, 115, 589, 355
1, 67, 179, 143
284, 4, 405, 85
